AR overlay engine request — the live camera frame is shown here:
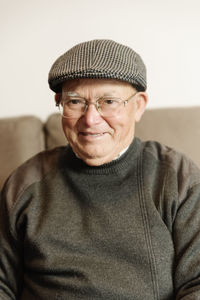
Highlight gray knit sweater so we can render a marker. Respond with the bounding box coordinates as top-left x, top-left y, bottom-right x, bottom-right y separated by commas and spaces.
1, 138, 200, 299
